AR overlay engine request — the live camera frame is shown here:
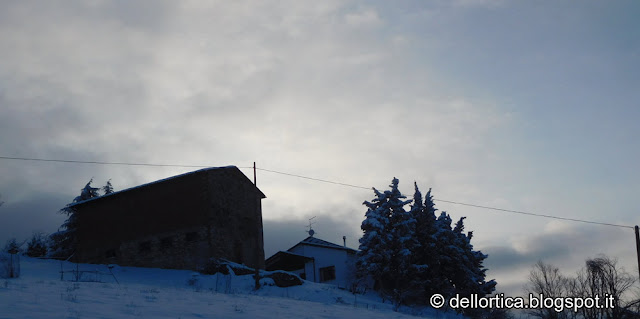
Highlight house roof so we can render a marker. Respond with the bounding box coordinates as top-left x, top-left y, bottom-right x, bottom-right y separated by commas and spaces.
265, 251, 314, 271
69, 166, 265, 208
288, 236, 357, 253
